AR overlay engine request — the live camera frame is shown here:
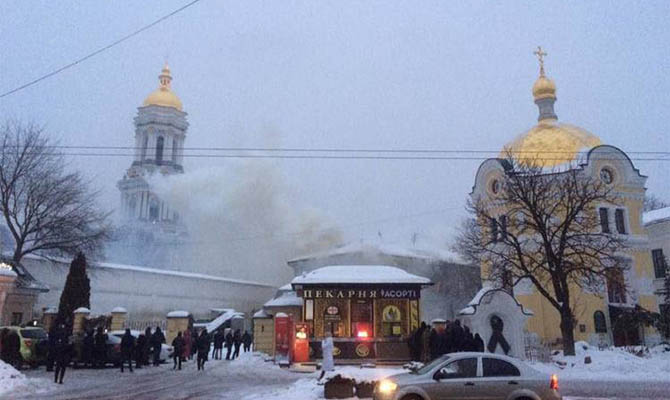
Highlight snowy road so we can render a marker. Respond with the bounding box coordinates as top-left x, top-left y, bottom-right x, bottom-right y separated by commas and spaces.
12, 353, 303, 400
